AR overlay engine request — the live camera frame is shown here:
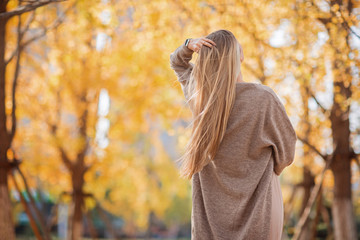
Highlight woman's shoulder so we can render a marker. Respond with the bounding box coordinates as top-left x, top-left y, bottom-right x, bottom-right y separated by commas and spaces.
257, 84, 285, 107
235, 82, 284, 111
236, 82, 276, 98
